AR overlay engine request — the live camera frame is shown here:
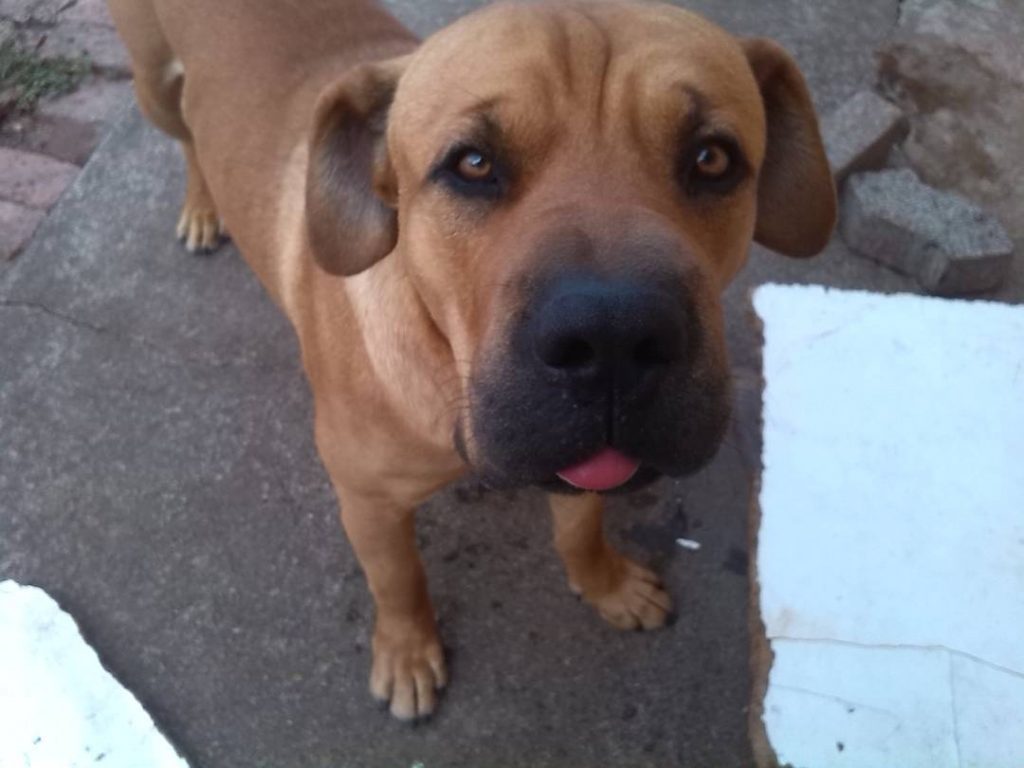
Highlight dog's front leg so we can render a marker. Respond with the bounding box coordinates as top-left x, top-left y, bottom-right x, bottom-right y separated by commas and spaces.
337, 491, 446, 720
550, 492, 673, 631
